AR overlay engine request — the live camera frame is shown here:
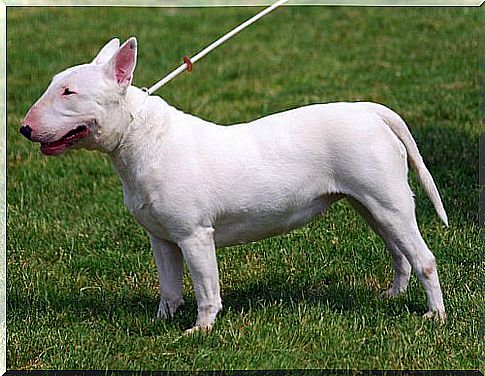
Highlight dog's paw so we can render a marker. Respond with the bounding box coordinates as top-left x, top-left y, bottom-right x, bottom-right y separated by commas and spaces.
380, 287, 405, 298
423, 310, 446, 323
157, 301, 171, 320
183, 302, 221, 335
184, 324, 213, 336
156, 297, 184, 320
